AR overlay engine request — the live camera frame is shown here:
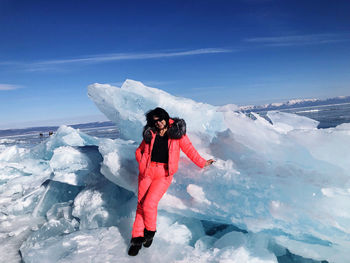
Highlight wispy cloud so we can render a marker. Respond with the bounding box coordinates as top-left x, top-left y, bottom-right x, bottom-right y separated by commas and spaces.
38, 48, 231, 65
2, 48, 232, 72
0, 84, 22, 91
244, 33, 350, 47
